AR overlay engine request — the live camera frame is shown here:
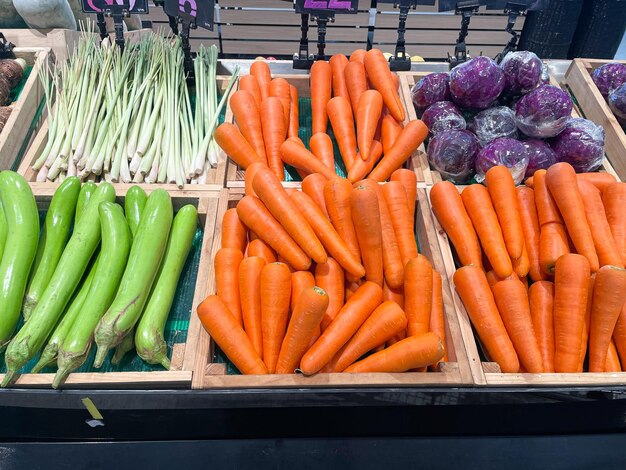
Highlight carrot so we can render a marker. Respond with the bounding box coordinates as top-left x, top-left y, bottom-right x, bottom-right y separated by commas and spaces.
289, 190, 365, 278
244, 162, 267, 198
239, 75, 262, 109
275, 286, 329, 374
351, 186, 384, 286
345, 280, 361, 302
252, 167, 327, 264
430, 181, 483, 268
516, 187, 546, 282
404, 255, 433, 337
310, 60, 332, 134
577, 172, 617, 192
324, 178, 362, 277
288, 85, 299, 139
239, 257, 266, 357
269, 78, 291, 130
391, 169, 417, 220
493, 279, 544, 373
383, 281, 404, 309
260, 97, 287, 180
333, 301, 407, 372
454, 265, 519, 373
553, 253, 591, 373
344, 61, 369, 117
383, 181, 418, 266
329, 54, 350, 99
533, 170, 563, 226
349, 49, 367, 63
230, 90, 267, 164
300, 281, 382, 375
461, 184, 513, 278
525, 176, 534, 188
606, 340, 622, 372
381, 112, 404, 155
309, 132, 335, 172
546, 163, 599, 272
347, 140, 384, 182
236, 195, 311, 271
529, 280, 555, 372
356, 90, 383, 161
344, 333, 444, 373
429, 271, 447, 366
247, 239, 277, 264
260, 263, 291, 373
363, 49, 405, 122
367, 120, 428, 182
222, 208, 247, 253
539, 222, 569, 275
279, 140, 337, 181
215, 247, 244, 326
300, 175, 328, 218
512, 244, 530, 278
485, 166, 525, 260
613, 300, 626, 366
327, 96, 358, 171
588, 265, 626, 372
579, 274, 595, 372
486, 270, 519, 289
277, 255, 296, 273
603, 182, 626, 266
250, 60, 271, 101
316, 259, 345, 331
290, 271, 316, 314
197, 296, 268, 374
215, 123, 262, 170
